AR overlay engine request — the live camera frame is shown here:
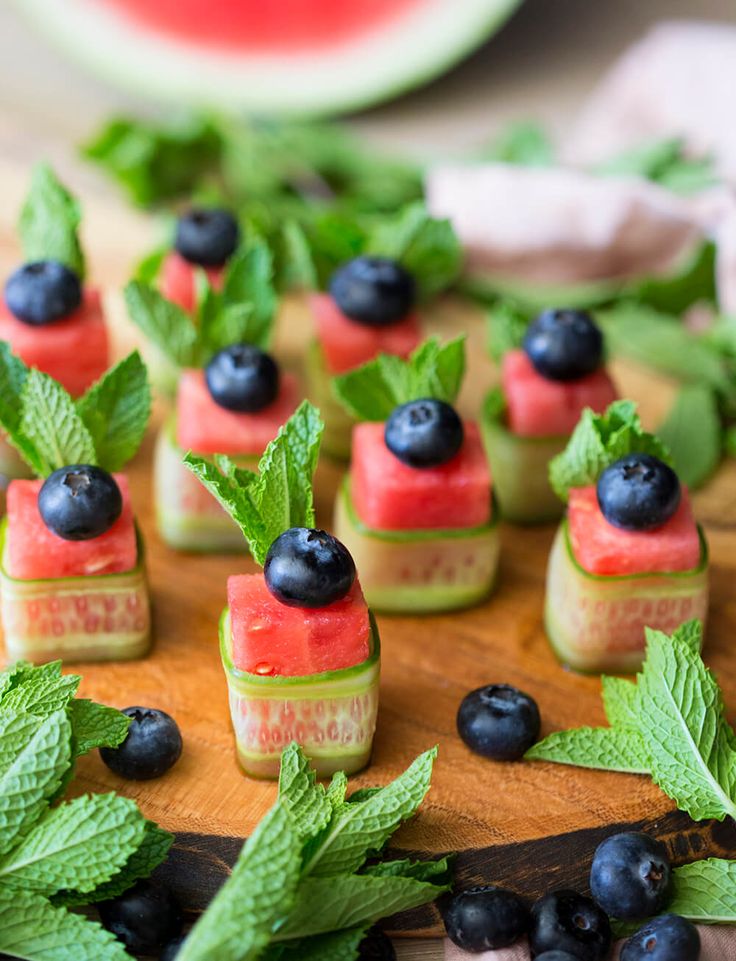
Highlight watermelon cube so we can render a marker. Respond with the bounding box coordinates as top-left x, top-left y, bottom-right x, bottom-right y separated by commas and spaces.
160, 250, 224, 313
0, 288, 109, 397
